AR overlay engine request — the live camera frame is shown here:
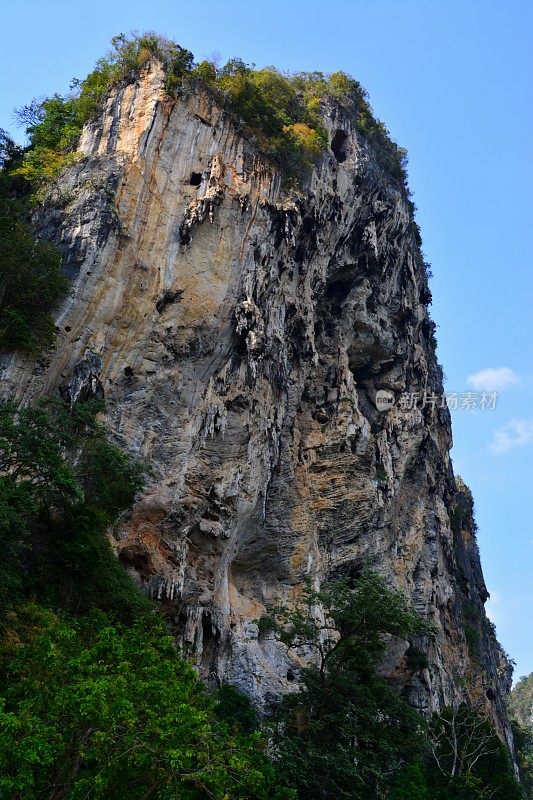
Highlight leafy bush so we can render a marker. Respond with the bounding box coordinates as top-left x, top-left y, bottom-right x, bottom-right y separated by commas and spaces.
390, 762, 429, 799
0, 201, 69, 351
204, 60, 328, 175
17, 95, 82, 151
464, 623, 481, 657
13, 34, 193, 192
12, 146, 80, 196
509, 676, 533, 798
214, 684, 260, 734
510, 672, 533, 729
0, 604, 292, 800
0, 398, 146, 619
511, 719, 533, 799
264, 572, 521, 800
10, 33, 409, 196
